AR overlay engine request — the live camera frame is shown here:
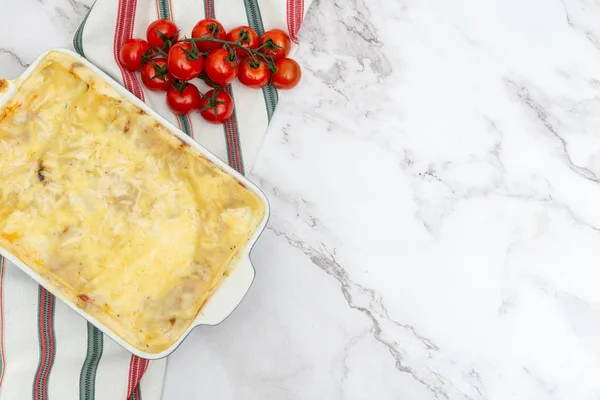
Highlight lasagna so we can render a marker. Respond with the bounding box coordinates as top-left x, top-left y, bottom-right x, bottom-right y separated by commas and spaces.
0, 51, 265, 353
